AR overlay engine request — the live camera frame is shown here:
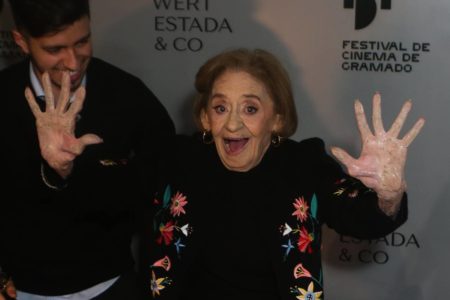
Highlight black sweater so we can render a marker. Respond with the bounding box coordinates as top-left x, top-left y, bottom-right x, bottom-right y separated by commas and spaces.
147, 134, 407, 299
0, 58, 174, 295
